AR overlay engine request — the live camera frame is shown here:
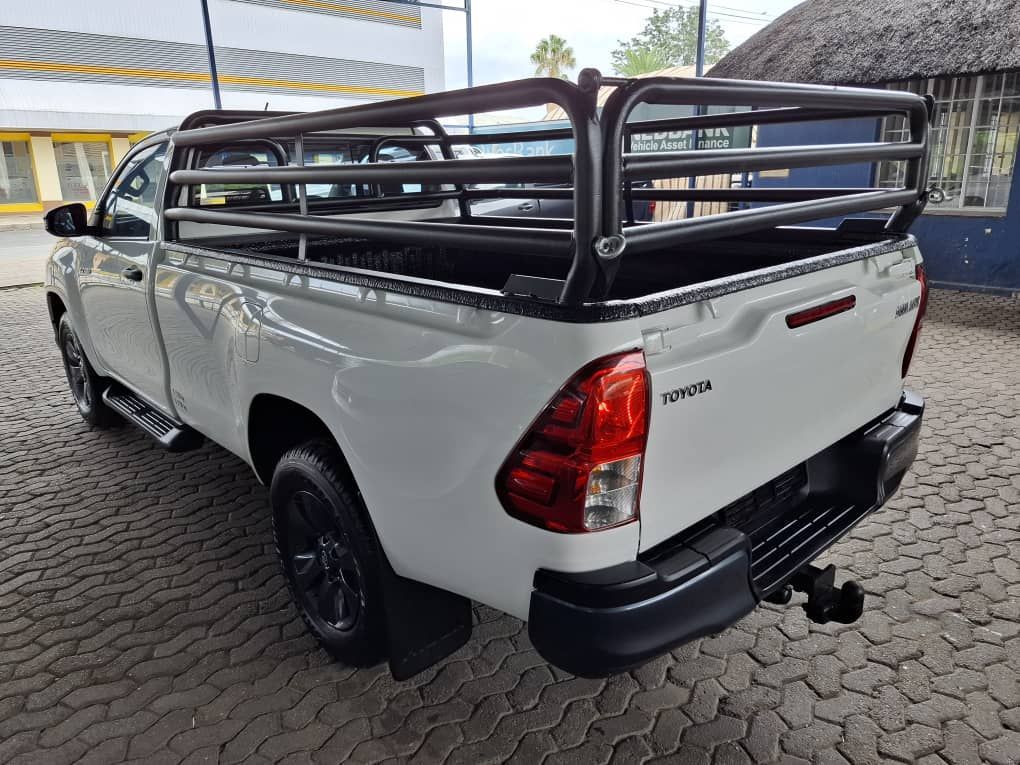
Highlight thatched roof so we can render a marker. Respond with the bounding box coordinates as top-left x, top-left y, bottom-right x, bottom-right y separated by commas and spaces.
709, 0, 1020, 85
